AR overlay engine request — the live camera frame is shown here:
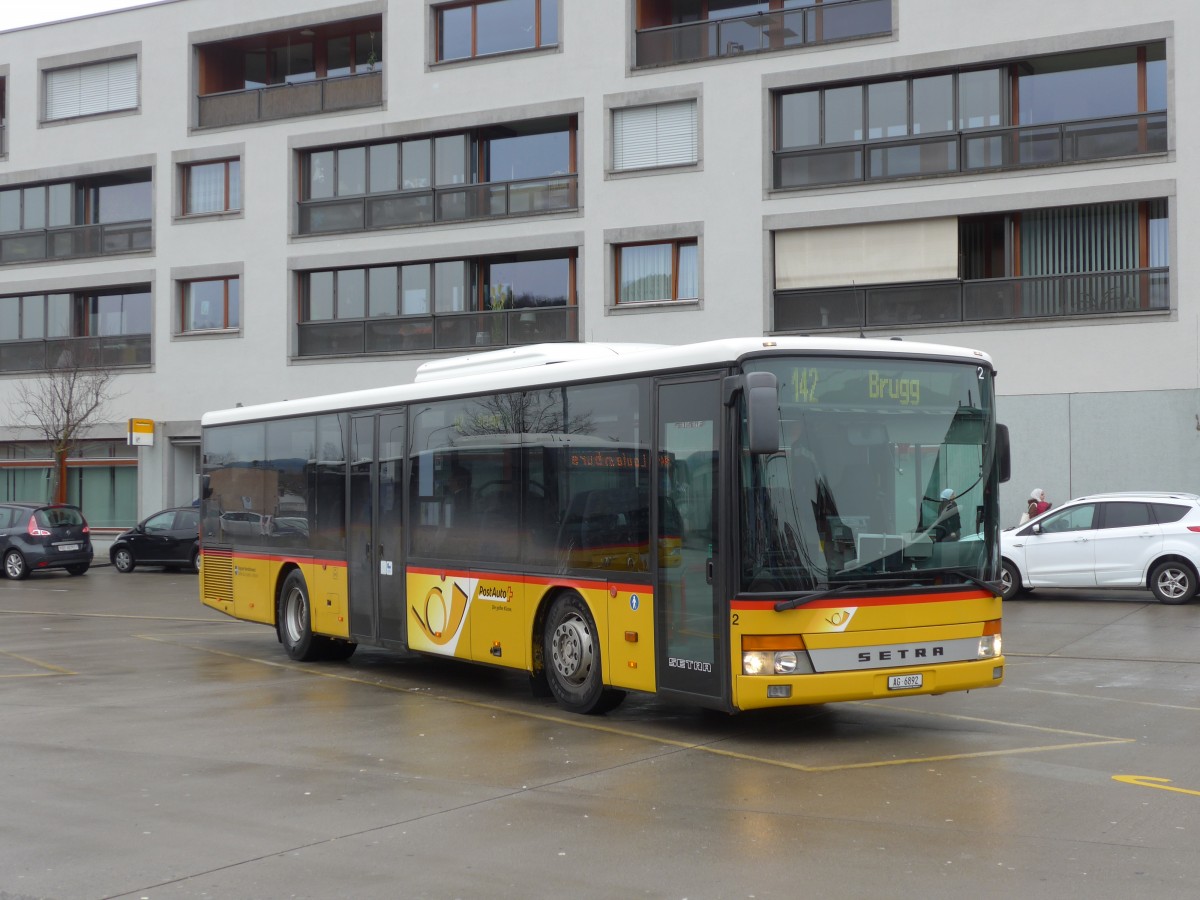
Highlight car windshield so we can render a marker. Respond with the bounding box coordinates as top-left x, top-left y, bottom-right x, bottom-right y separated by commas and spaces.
37, 507, 85, 528
739, 355, 1000, 593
